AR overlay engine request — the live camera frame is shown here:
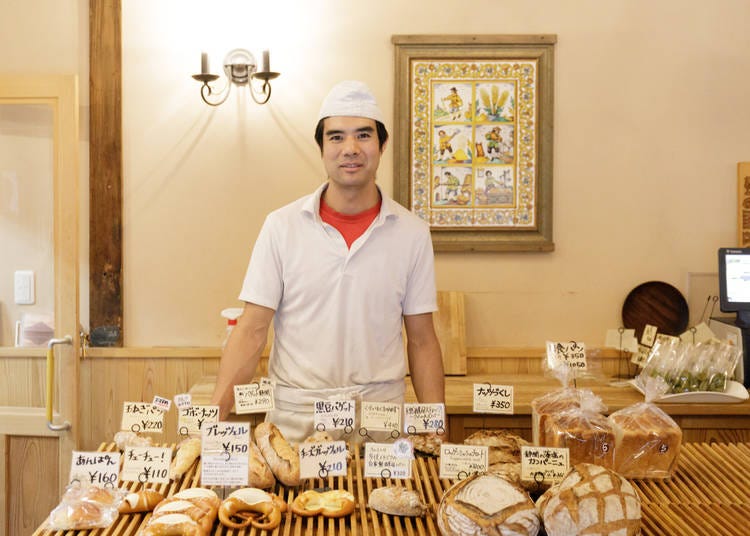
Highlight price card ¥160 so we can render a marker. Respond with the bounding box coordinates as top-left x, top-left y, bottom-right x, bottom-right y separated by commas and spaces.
360, 401, 401, 433
313, 399, 355, 432
473, 383, 514, 414
69, 451, 121, 488
520, 445, 569, 485
403, 403, 445, 434
200, 422, 250, 487
363, 441, 413, 479
121, 446, 172, 484
177, 405, 219, 436
439, 444, 489, 479
234, 379, 275, 414
299, 440, 348, 479
120, 401, 164, 434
